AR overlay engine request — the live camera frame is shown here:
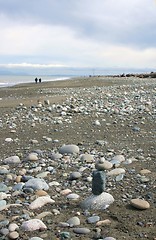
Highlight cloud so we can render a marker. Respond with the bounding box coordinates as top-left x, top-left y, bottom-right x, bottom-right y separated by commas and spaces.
0, 0, 156, 68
